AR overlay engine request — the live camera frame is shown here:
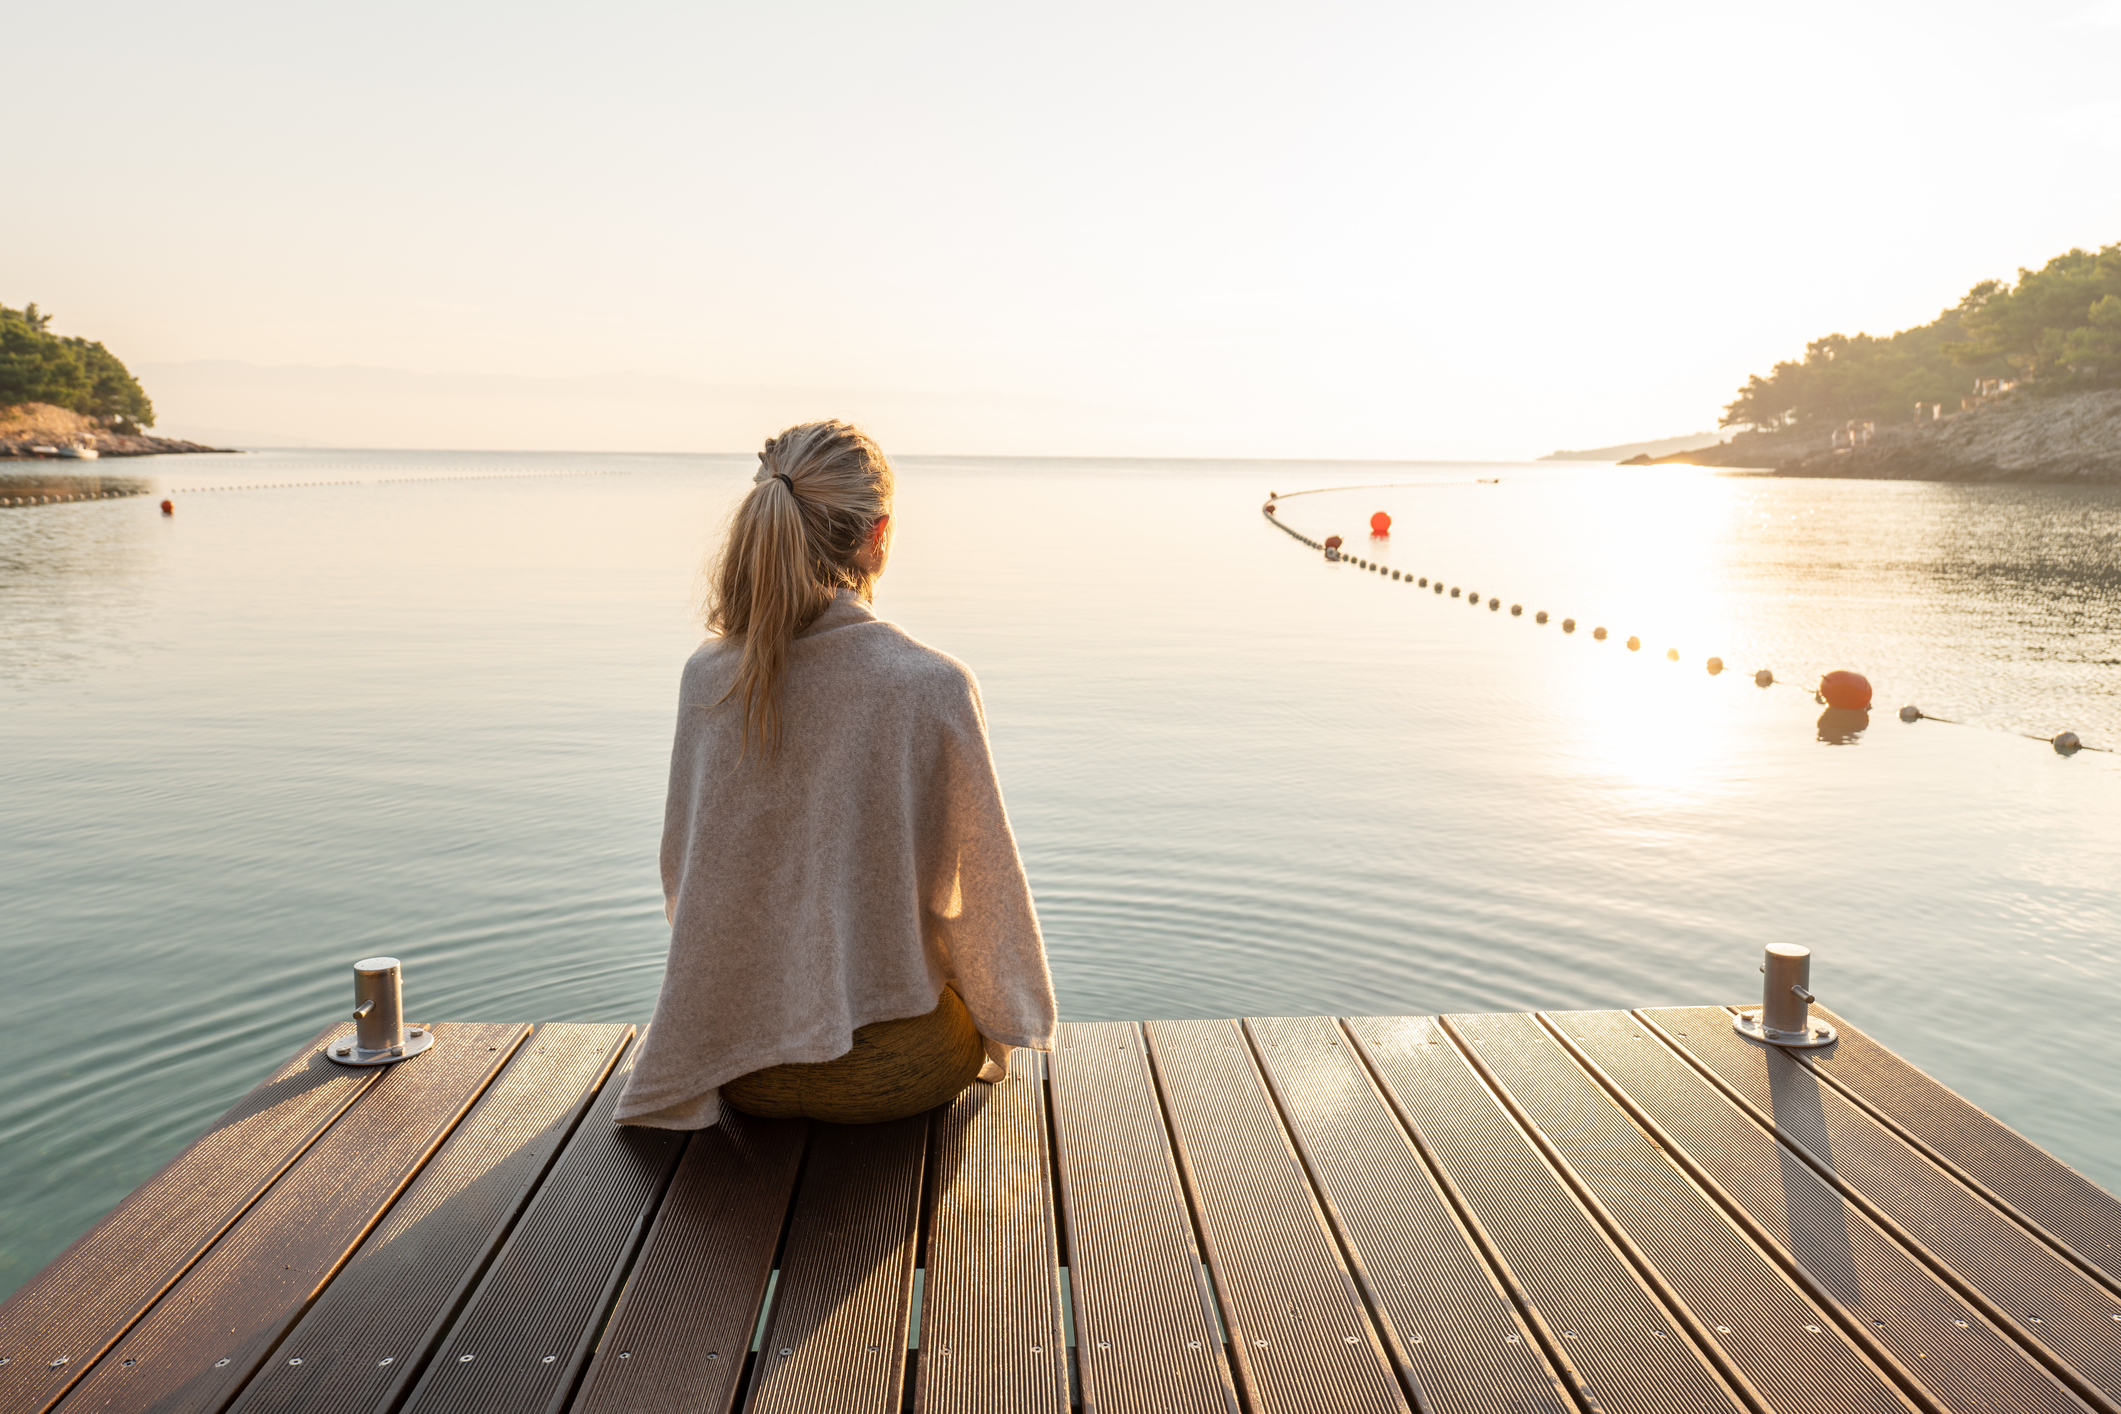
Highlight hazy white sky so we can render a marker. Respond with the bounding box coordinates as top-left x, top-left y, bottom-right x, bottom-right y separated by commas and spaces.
11, 0, 2119, 457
